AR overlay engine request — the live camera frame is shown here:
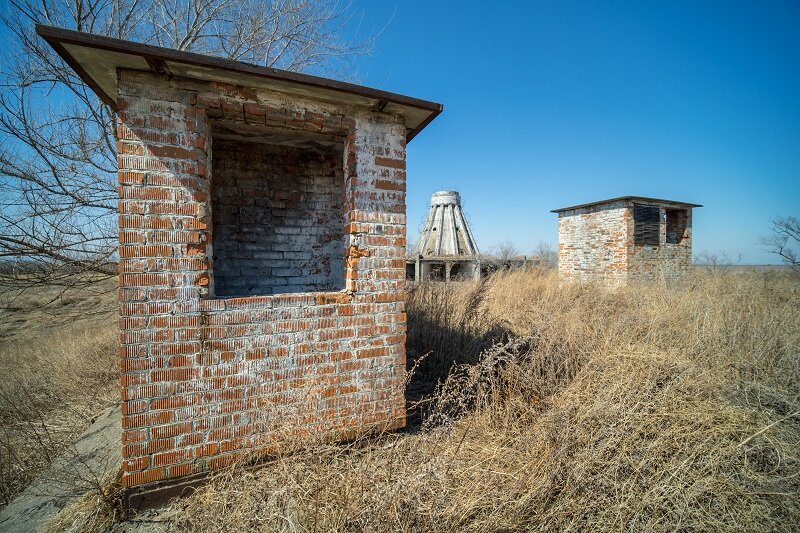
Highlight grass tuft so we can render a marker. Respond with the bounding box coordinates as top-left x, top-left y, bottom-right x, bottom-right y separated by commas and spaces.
2, 269, 797, 530
168, 268, 799, 532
